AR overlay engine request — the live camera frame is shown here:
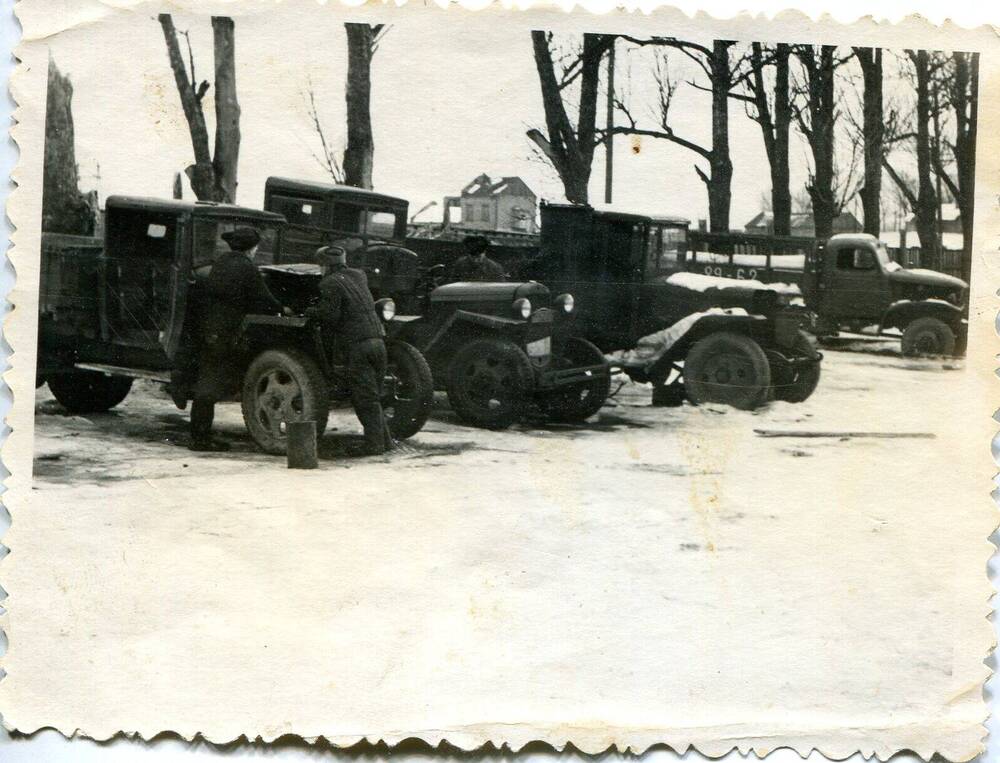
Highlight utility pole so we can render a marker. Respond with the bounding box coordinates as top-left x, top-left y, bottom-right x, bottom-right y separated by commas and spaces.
604, 39, 615, 204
